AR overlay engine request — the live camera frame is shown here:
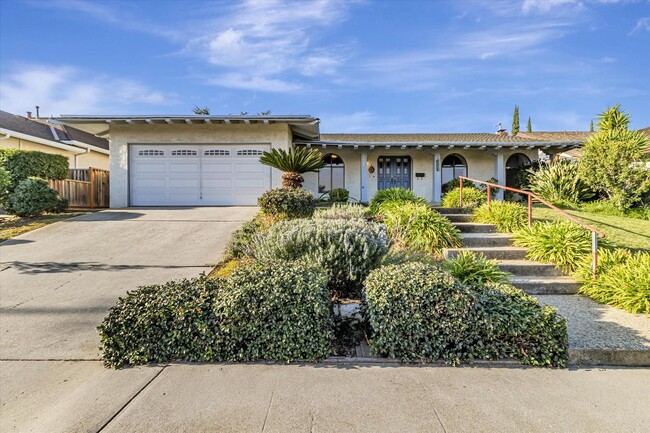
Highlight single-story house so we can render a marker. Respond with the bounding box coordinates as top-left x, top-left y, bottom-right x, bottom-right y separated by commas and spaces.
55, 114, 584, 208
0, 110, 110, 170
